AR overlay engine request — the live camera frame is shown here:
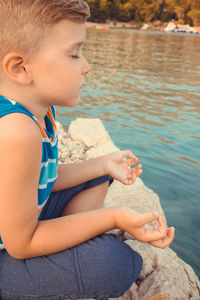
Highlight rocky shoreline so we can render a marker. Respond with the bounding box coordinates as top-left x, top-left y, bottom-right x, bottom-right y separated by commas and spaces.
56, 118, 200, 300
